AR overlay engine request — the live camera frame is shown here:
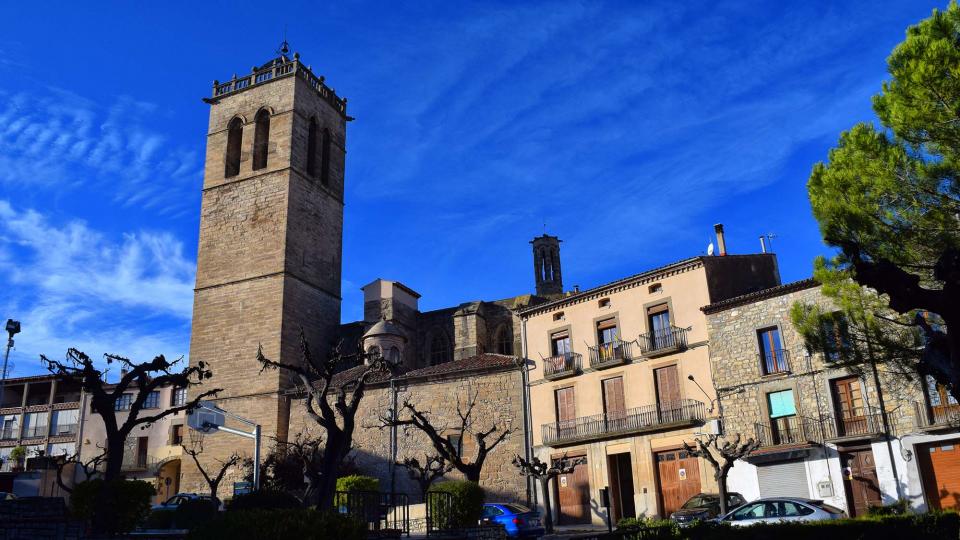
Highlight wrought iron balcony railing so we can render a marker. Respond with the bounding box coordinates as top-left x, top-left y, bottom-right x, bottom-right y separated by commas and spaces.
543, 352, 581, 380
754, 416, 823, 447
759, 349, 790, 375
637, 327, 687, 358
913, 401, 960, 429
21, 425, 48, 439
49, 423, 78, 437
542, 399, 705, 445
589, 340, 632, 369
823, 407, 888, 440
